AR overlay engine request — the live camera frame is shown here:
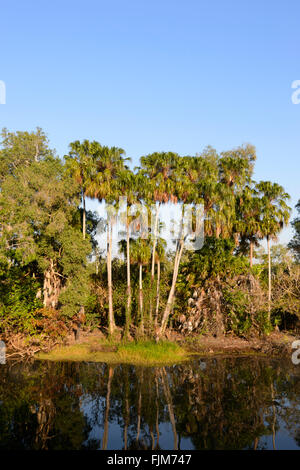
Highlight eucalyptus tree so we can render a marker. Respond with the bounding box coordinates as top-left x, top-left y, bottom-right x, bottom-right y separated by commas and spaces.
65, 140, 98, 239
256, 181, 291, 320
137, 152, 179, 326
0, 127, 52, 184
0, 136, 91, 316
